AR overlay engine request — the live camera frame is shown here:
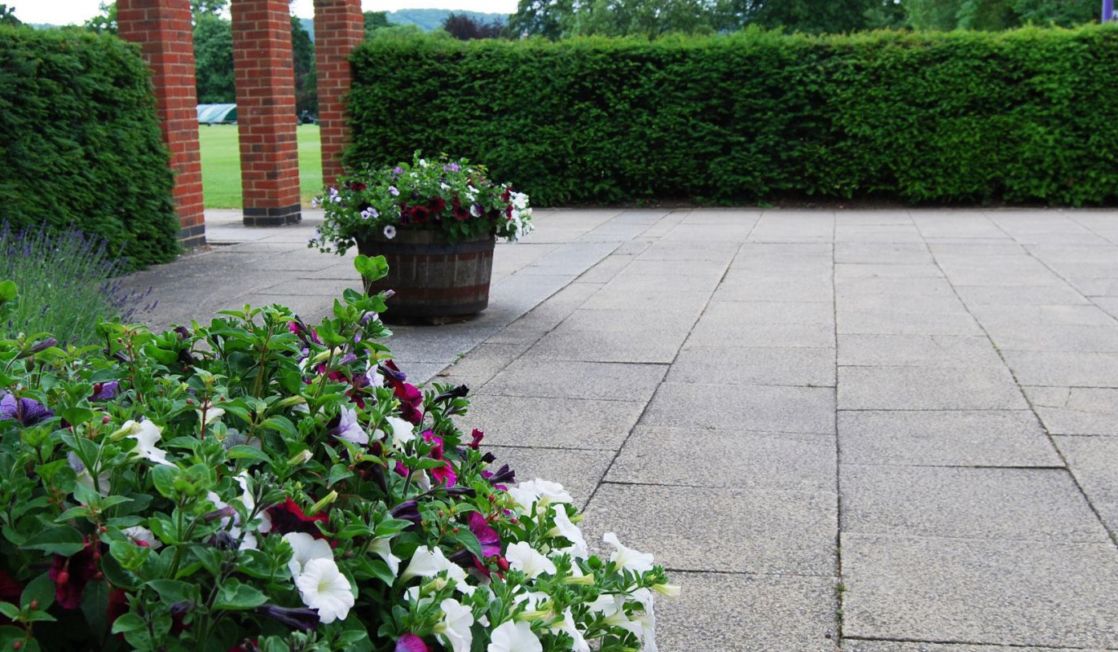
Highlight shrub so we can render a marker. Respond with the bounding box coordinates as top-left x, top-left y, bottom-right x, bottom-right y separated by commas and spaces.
0, 26, 179, 269
0, 258, 673, 652
0, 222, 155, 345
311, 153, 533, 255
348, 26, 1118, 206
